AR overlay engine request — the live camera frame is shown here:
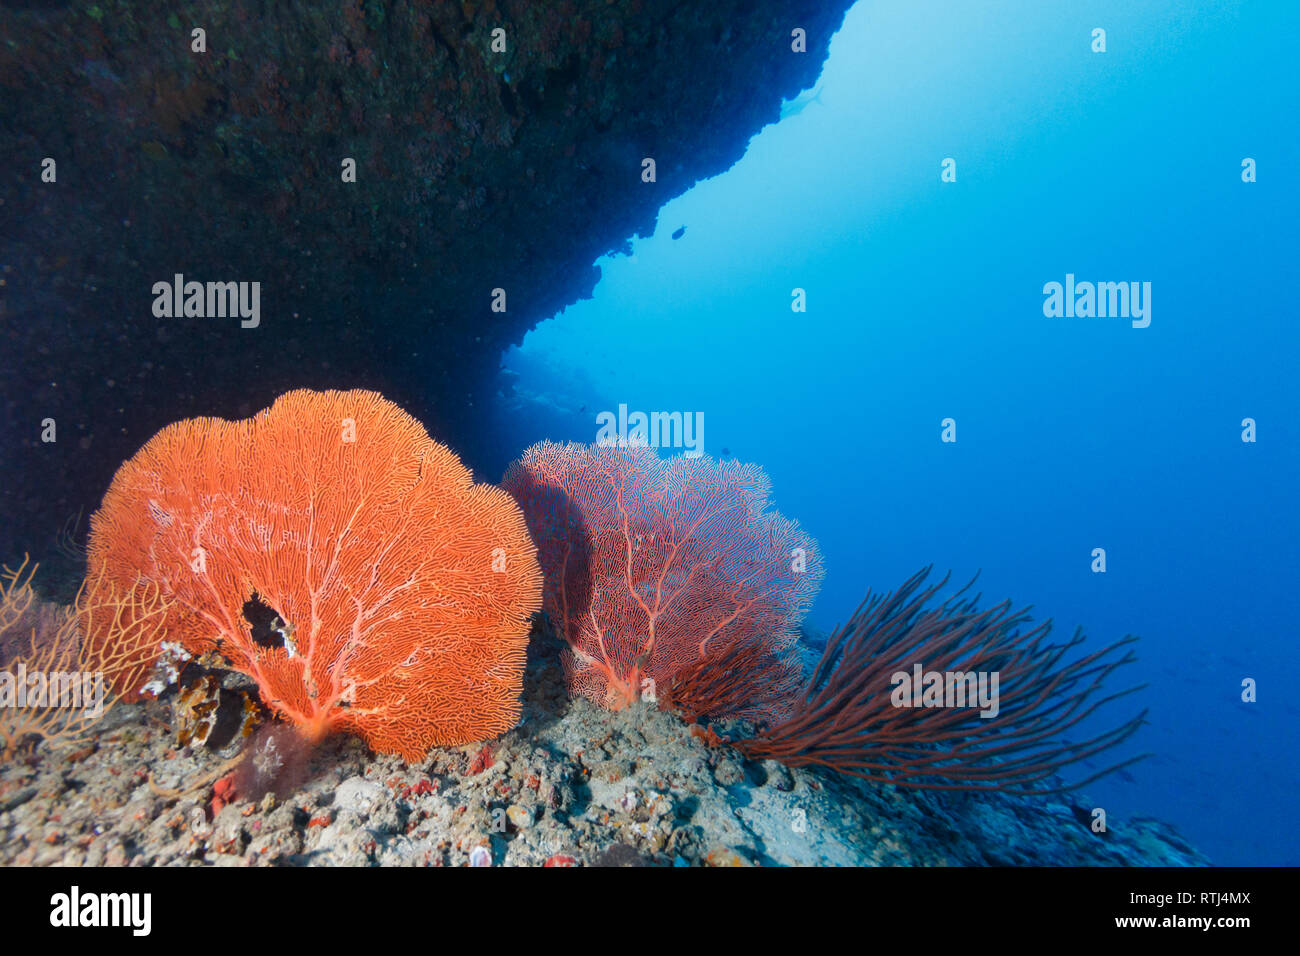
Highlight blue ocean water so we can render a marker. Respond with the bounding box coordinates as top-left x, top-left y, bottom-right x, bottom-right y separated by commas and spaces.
497, 0, 1299, 865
